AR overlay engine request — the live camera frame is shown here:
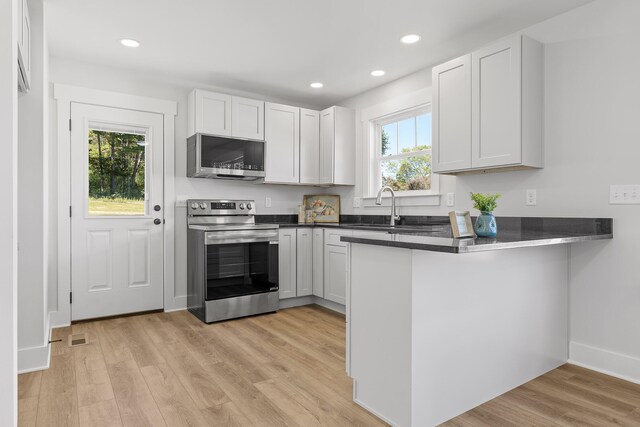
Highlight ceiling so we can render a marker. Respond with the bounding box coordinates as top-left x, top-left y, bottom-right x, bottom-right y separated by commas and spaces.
47, 0, 593, 107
